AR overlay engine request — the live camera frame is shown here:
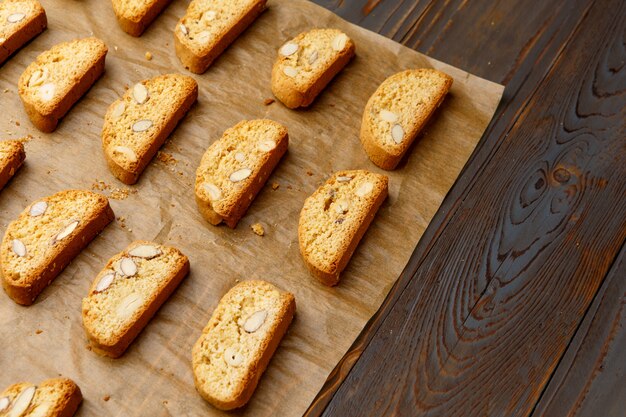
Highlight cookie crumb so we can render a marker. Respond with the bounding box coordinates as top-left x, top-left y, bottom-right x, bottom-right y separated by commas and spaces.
306, 170, 313, 176
263, 98, 275, 106
145, 51, 153, 61
157, 151, 177, 166
251, 223, 265, 236
35, 329, 43, 334
103, 395, 110, 402
271, 182, 280, 190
